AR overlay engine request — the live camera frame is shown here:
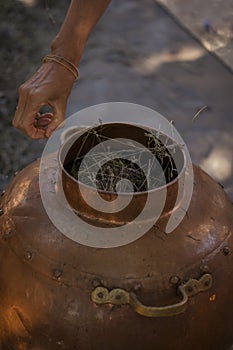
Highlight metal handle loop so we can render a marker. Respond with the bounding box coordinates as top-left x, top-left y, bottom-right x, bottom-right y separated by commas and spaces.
91, 274, 213, 318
